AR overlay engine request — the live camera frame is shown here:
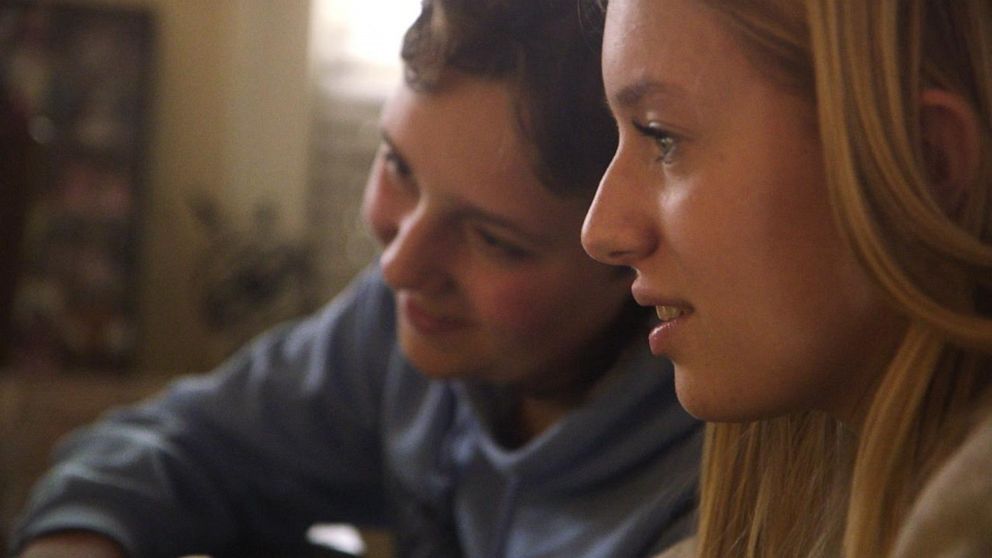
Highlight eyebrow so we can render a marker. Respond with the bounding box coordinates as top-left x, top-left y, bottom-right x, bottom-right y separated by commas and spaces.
378, 130, 549, 245
611, 79, 686, 110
